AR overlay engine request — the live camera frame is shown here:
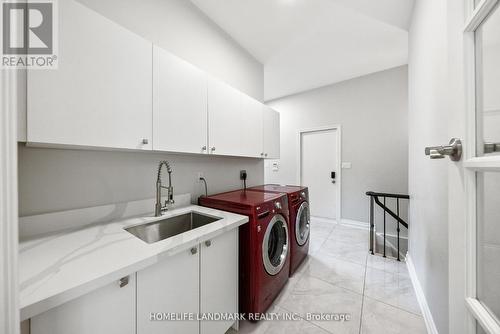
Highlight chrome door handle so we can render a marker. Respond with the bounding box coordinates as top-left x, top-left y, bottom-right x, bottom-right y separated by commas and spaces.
425, 138, 462, 161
